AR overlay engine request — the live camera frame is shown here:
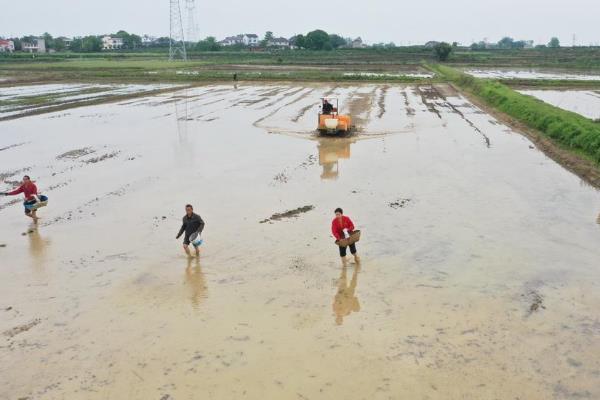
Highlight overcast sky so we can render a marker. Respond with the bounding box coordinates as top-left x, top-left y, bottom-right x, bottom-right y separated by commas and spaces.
2, 0, 599, 46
